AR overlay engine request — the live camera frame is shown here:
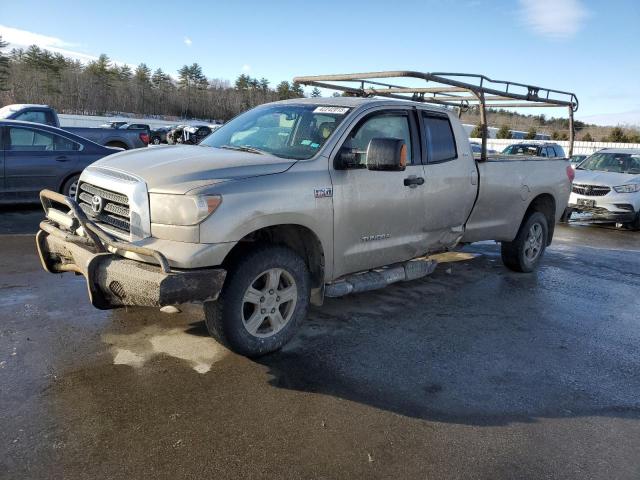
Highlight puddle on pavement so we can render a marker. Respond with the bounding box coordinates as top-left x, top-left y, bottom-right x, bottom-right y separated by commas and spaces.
103, 321, 229, 374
